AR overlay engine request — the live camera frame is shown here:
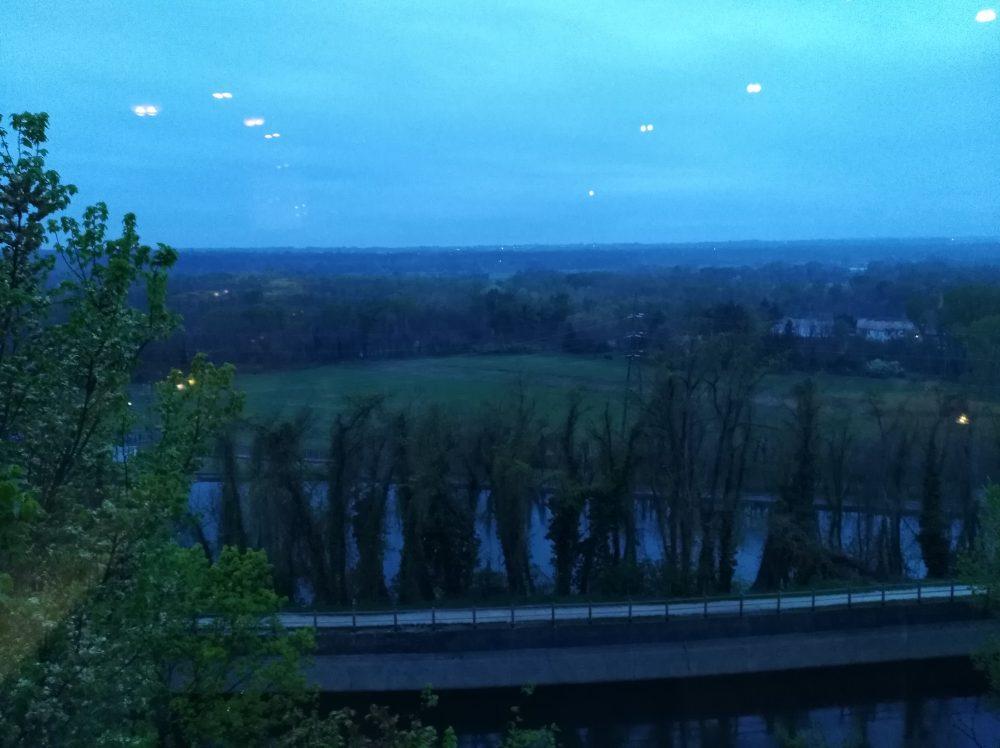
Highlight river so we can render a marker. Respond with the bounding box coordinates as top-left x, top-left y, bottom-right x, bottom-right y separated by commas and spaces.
188, 482, 961, 601
323, 659, 999, 746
